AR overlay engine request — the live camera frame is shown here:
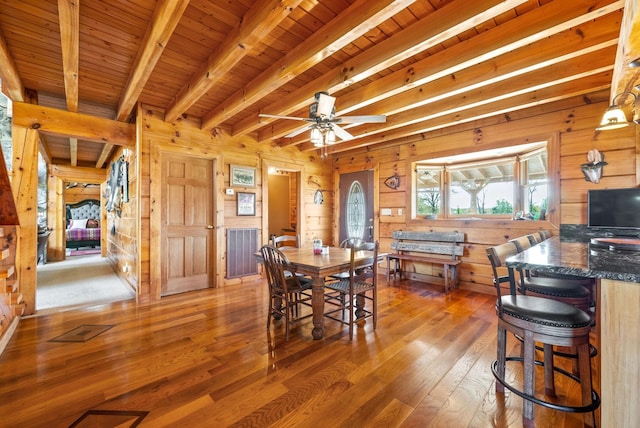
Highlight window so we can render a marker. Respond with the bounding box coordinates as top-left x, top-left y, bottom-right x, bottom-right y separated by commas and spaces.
414, 143, 547, 219
346, 180, 366, 238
